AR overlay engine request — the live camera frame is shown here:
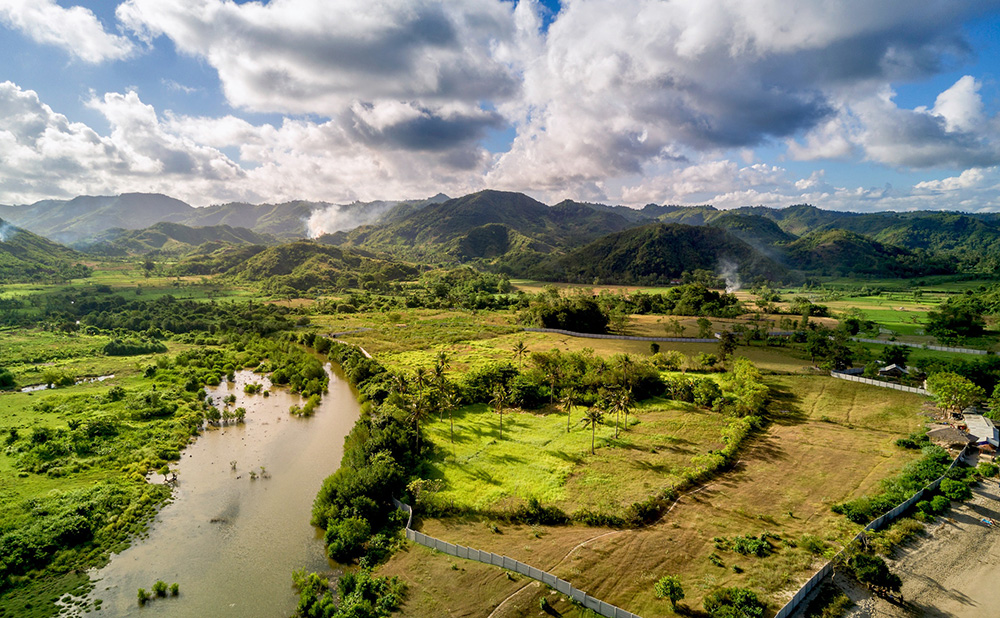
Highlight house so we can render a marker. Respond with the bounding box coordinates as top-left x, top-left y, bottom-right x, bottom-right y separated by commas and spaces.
927, 426, 976, 450
878, 364, 909, 378
963, 413, 1000, 448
